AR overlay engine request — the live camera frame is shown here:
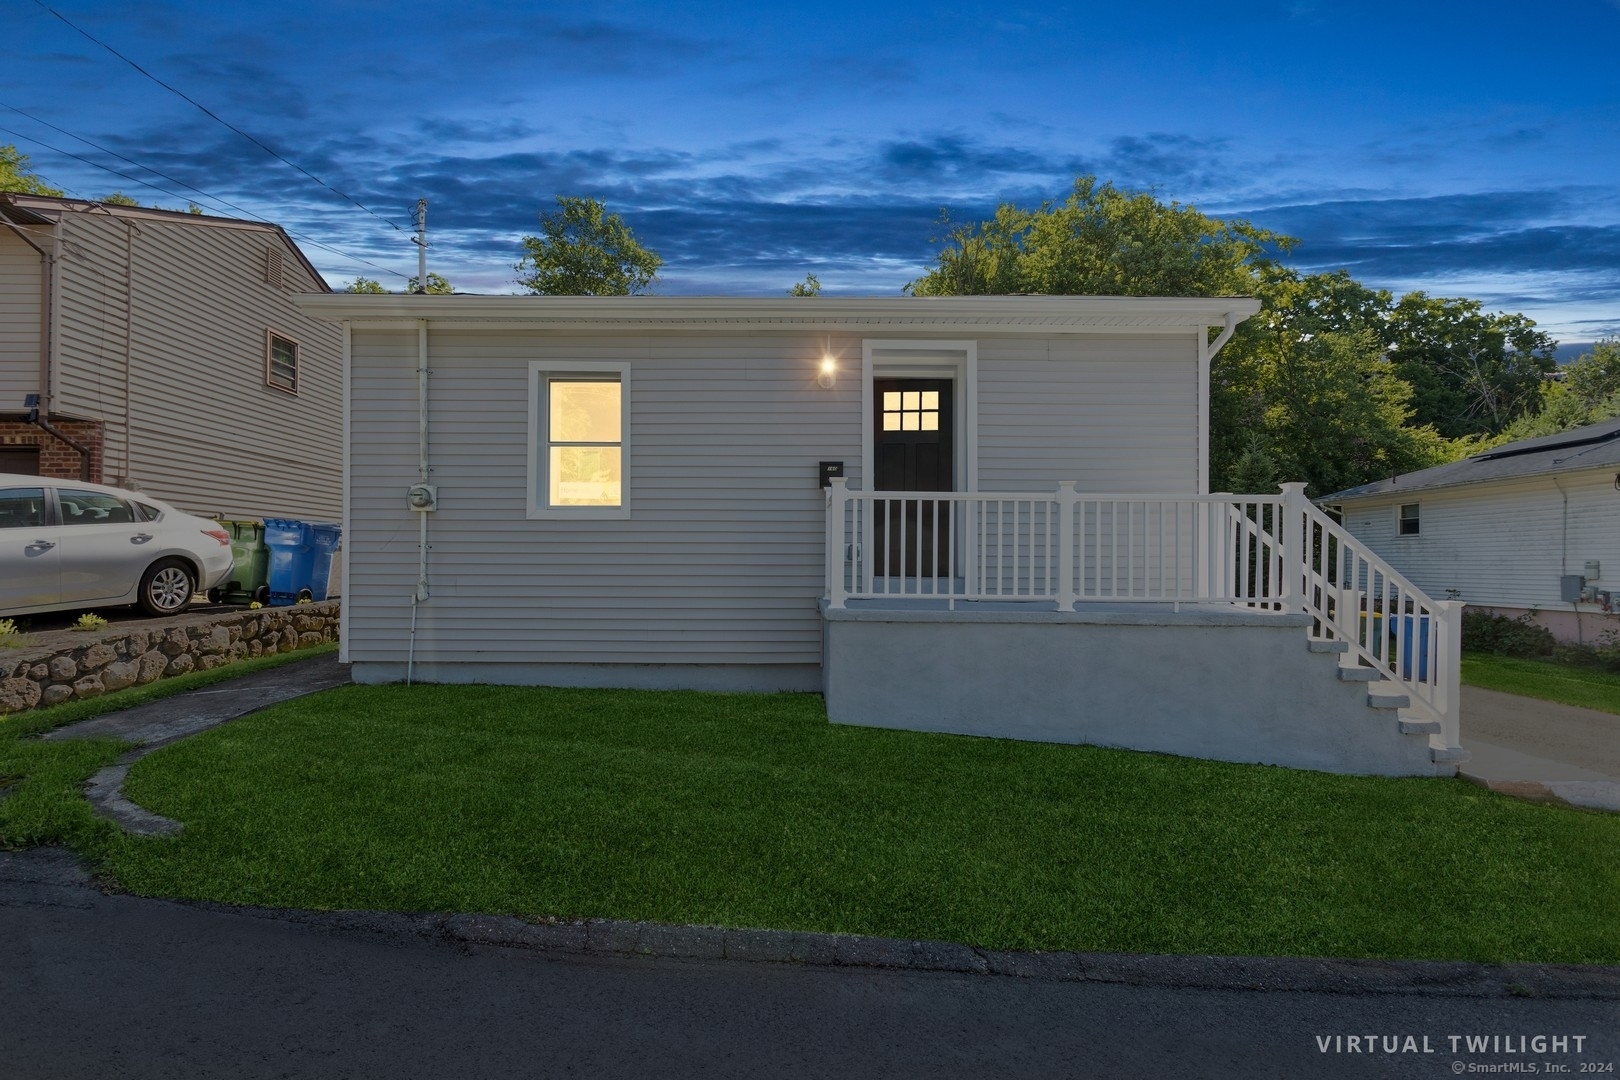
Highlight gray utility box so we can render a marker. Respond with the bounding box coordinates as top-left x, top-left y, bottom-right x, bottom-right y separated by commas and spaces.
1560, 574, 1586, 602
